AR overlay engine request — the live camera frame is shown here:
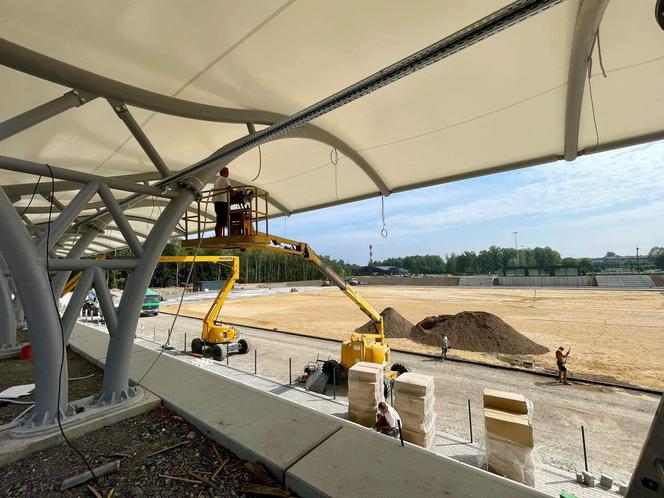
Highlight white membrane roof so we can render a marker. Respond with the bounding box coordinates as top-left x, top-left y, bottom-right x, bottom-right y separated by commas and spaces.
1, 0, 663, 255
